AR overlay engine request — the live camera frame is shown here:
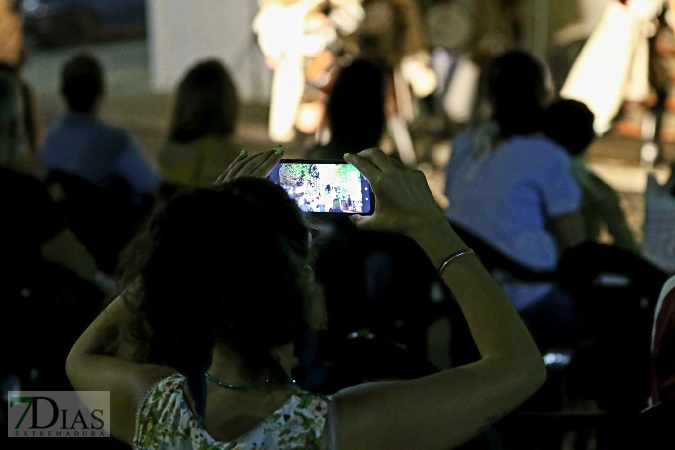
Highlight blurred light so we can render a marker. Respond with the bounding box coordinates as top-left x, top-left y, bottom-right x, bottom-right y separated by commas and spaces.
22, 0, 48, 16
543, 351, 572, 368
